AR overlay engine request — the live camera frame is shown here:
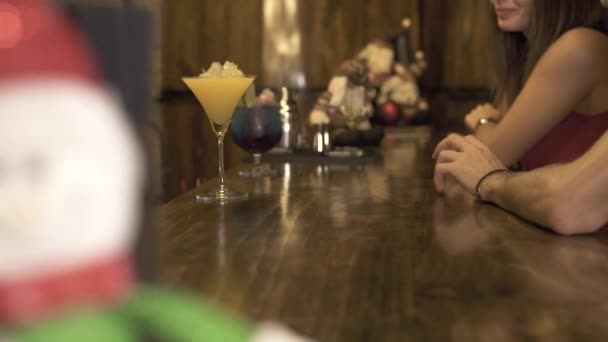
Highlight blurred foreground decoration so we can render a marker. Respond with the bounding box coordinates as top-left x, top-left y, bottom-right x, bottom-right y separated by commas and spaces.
0, 1, 310, 341
309, 18, 429, 147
